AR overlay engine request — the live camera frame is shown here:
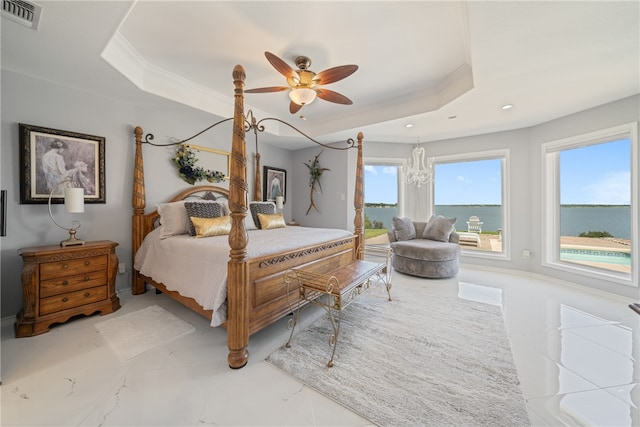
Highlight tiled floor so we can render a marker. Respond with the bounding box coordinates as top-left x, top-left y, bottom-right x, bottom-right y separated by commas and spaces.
1, 265, 638, 426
